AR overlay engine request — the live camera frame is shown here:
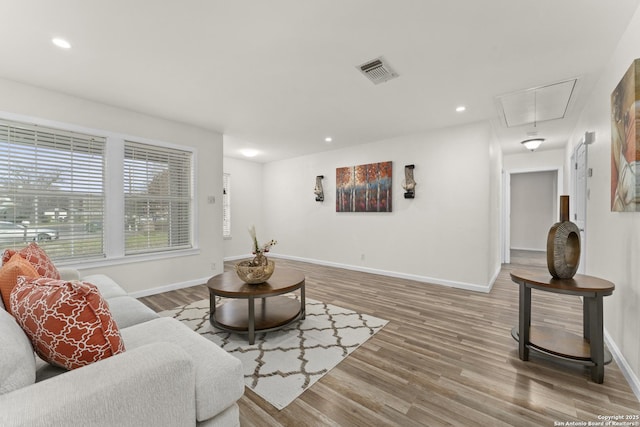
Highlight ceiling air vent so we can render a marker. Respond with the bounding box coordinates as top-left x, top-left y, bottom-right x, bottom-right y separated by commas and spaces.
357, 56, 399, 85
